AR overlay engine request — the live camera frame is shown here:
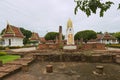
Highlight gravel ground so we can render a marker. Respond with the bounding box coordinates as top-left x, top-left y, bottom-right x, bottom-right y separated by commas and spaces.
108, 47, 120, 51
4, 62, 120, 80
